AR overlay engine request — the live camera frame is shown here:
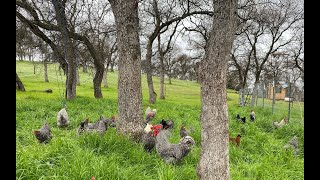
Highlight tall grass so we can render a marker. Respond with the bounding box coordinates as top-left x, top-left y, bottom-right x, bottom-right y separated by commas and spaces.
16, 61, 304, 179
